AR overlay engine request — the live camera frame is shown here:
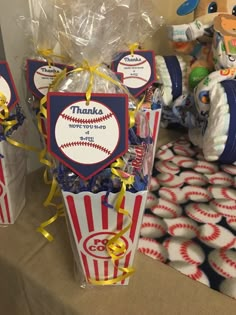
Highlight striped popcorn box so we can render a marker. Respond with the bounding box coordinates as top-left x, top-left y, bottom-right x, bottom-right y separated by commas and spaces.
143, 108, 162, 166
62, 190, 148, 285
0, 125, 27, 224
